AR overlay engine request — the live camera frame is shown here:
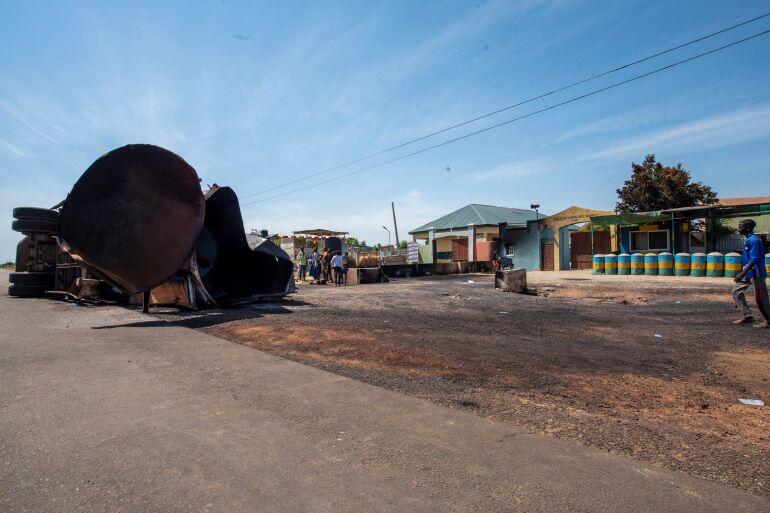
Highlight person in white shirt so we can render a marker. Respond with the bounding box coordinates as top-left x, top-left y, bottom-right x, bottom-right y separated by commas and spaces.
331, 252, 343, 286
